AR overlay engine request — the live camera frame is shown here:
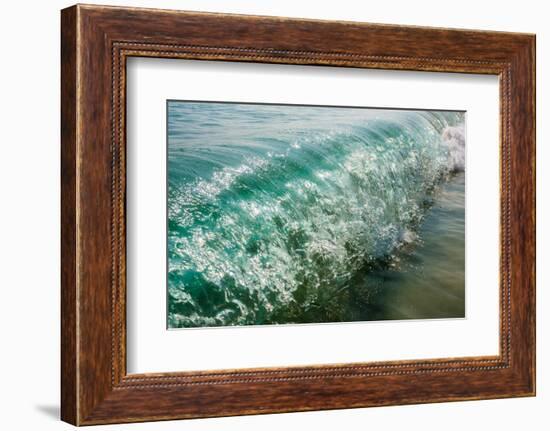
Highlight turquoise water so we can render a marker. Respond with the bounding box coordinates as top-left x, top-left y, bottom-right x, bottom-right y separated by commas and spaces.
167, 101, 465, 328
